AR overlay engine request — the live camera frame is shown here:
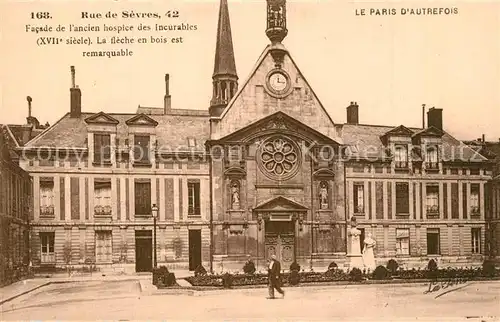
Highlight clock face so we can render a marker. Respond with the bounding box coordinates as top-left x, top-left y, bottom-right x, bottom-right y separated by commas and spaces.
269, 72, 288, 92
